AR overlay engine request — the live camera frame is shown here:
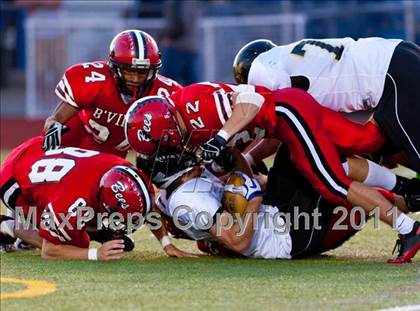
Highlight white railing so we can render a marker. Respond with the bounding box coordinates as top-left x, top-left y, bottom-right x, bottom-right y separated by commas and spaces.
25, 14, 305, 118
201, 14, 306, 82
